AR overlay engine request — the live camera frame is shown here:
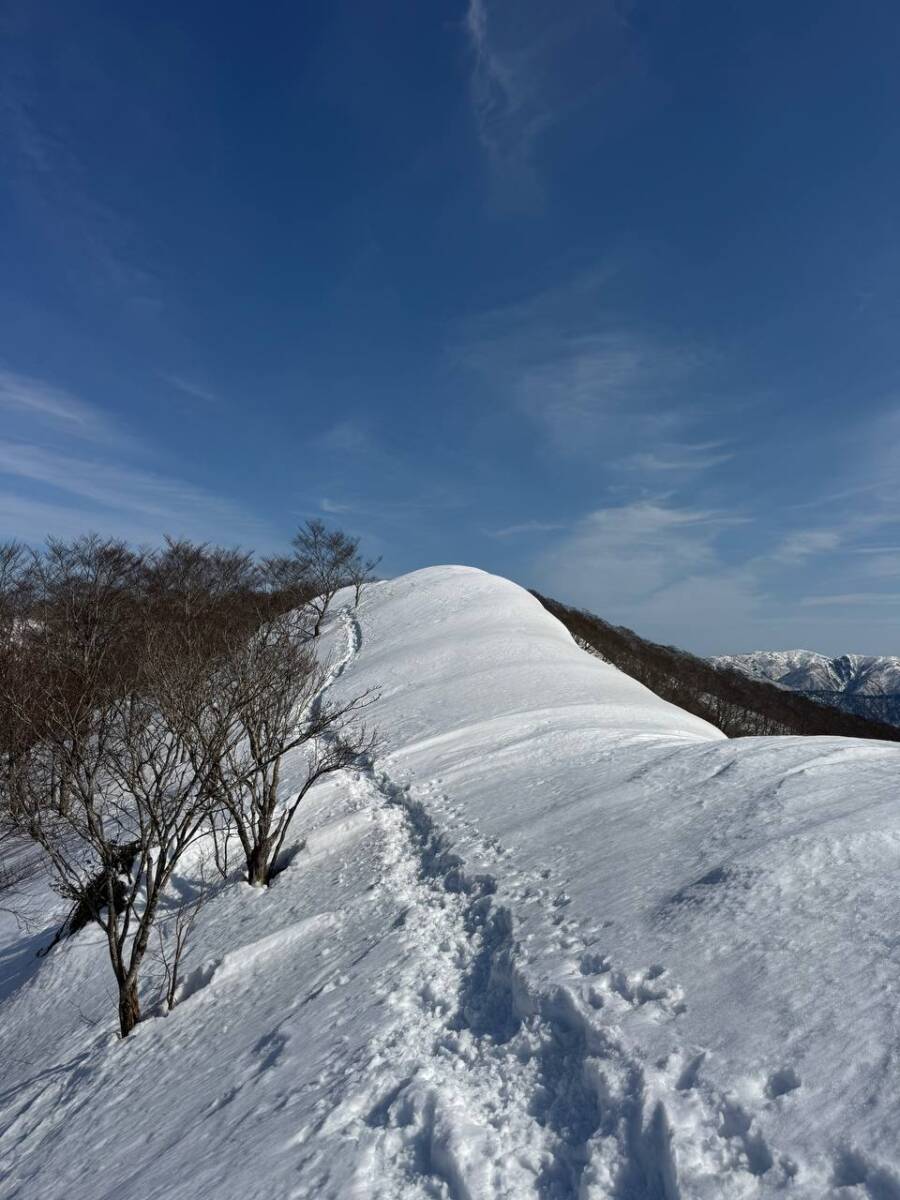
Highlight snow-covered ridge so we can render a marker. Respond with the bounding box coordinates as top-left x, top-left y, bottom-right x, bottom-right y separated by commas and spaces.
3, 566, 900, 1198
